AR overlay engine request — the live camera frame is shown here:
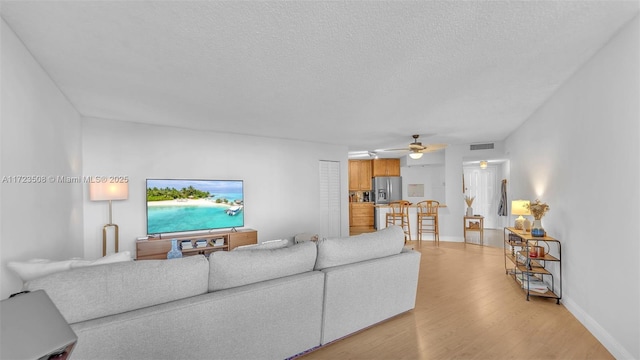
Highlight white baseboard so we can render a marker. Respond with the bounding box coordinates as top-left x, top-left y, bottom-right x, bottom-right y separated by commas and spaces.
562, 295, 635, 359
